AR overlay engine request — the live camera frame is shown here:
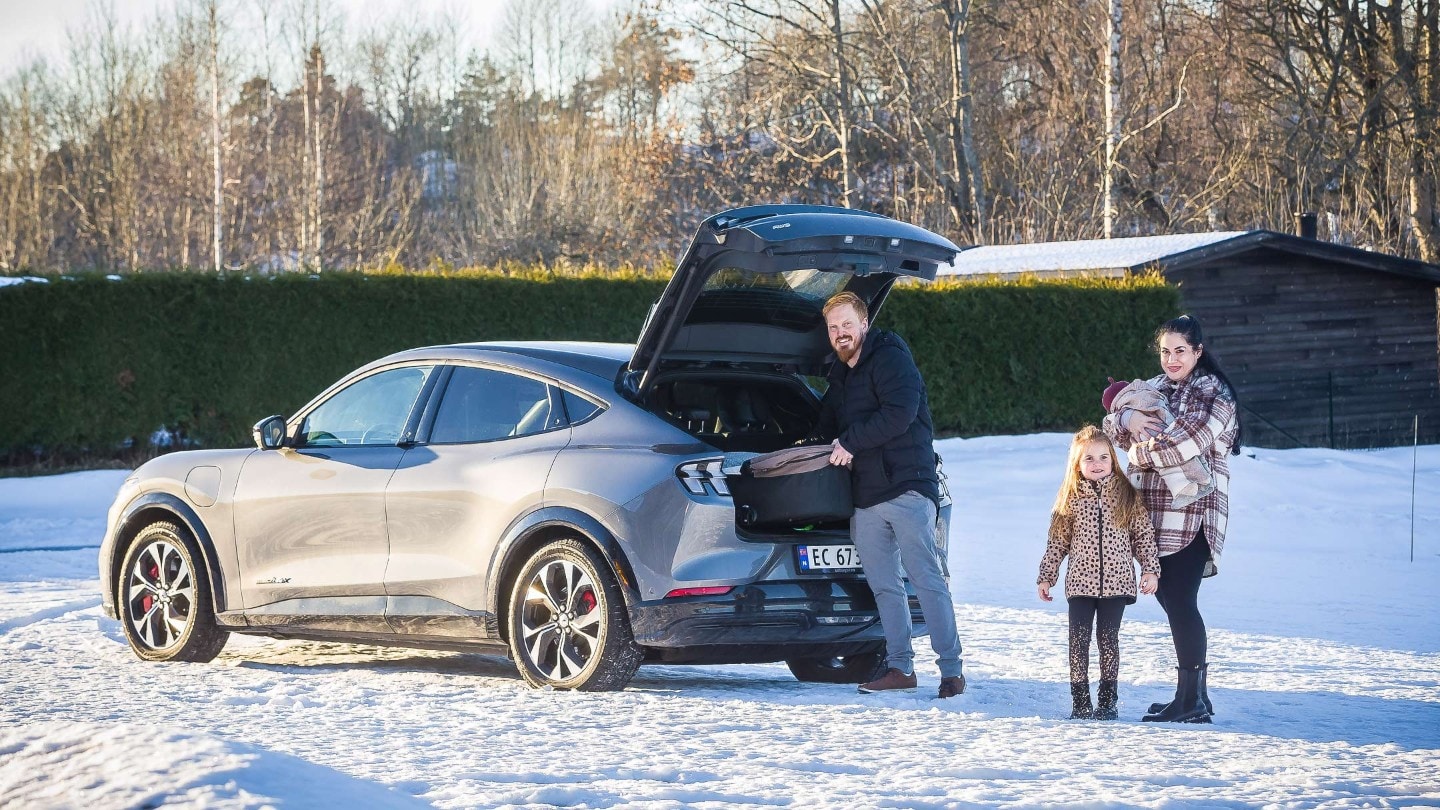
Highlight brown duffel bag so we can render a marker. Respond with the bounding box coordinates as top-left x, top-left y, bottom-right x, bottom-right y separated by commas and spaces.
727, 445, 854, 530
